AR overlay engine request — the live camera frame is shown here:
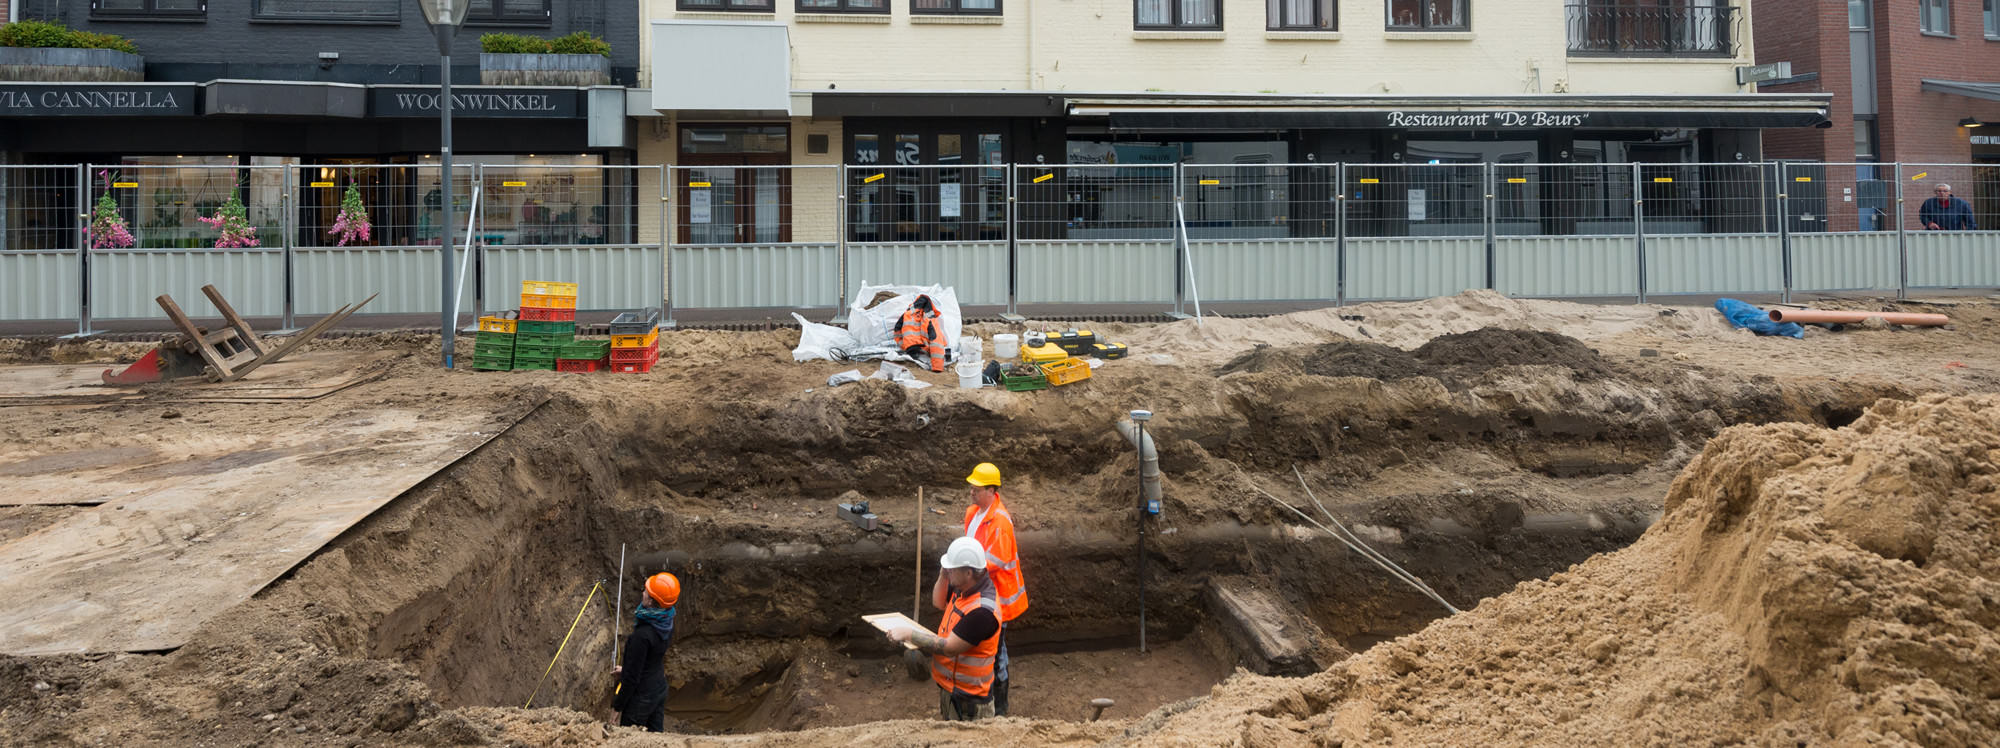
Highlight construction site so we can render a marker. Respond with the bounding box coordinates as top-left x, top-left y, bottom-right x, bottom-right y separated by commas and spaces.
2, 288, 1998, 746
